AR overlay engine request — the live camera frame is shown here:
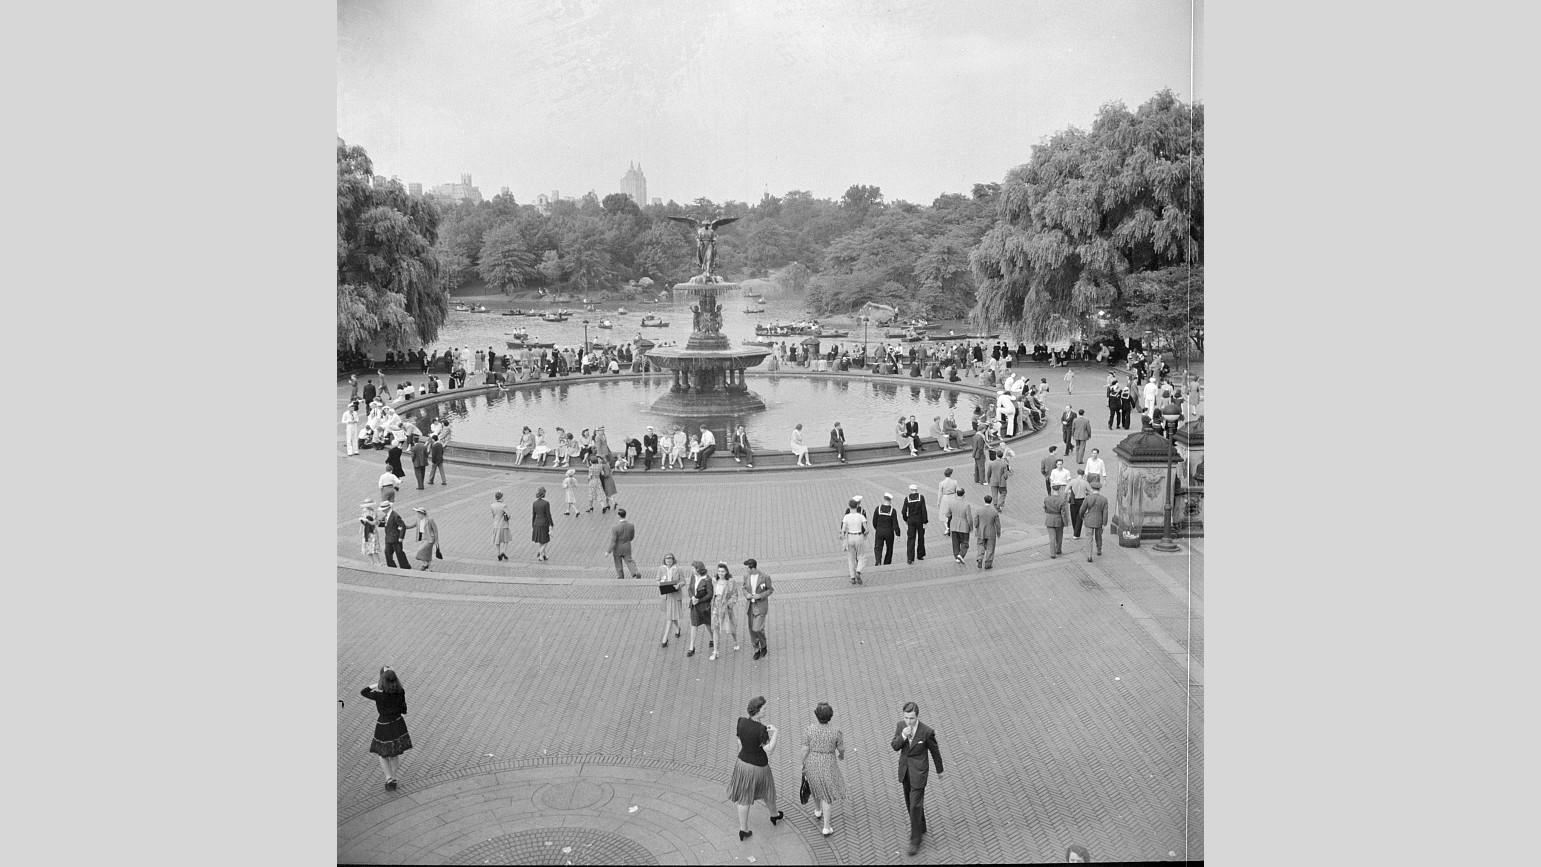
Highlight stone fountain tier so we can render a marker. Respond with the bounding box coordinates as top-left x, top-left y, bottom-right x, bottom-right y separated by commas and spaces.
645, 280, 771, 416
